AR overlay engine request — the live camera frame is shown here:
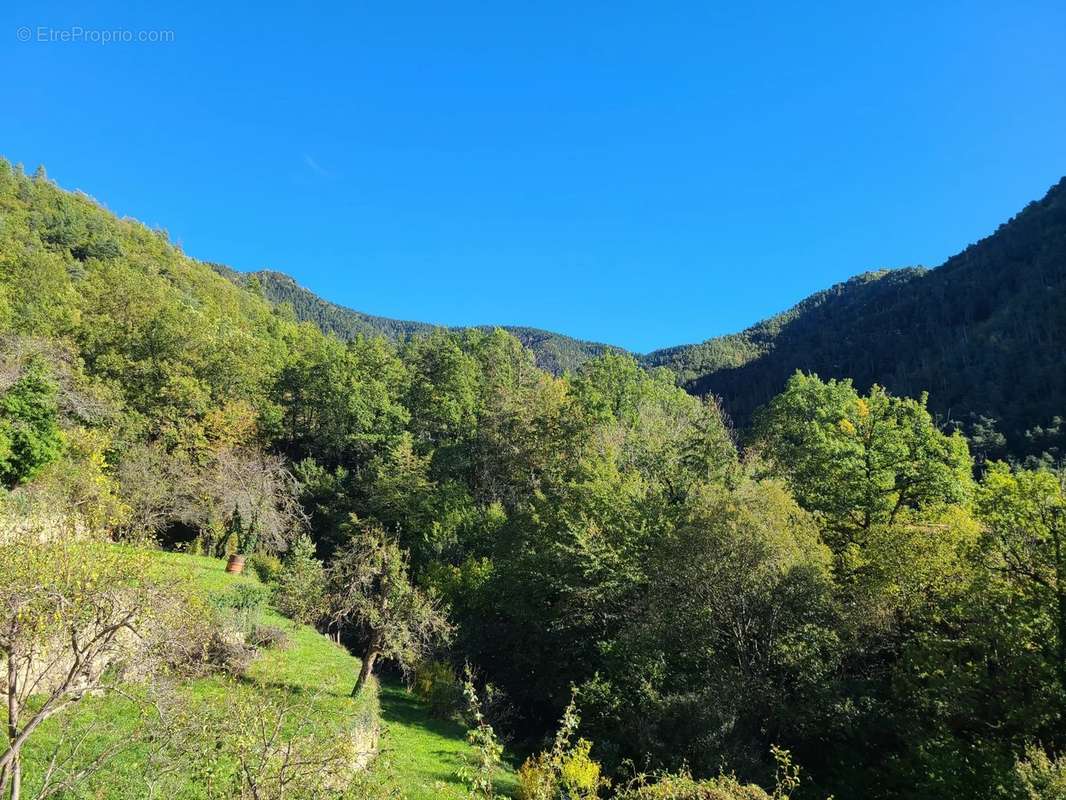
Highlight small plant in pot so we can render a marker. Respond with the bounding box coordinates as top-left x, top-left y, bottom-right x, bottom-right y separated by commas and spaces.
225, 508, 261, 574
